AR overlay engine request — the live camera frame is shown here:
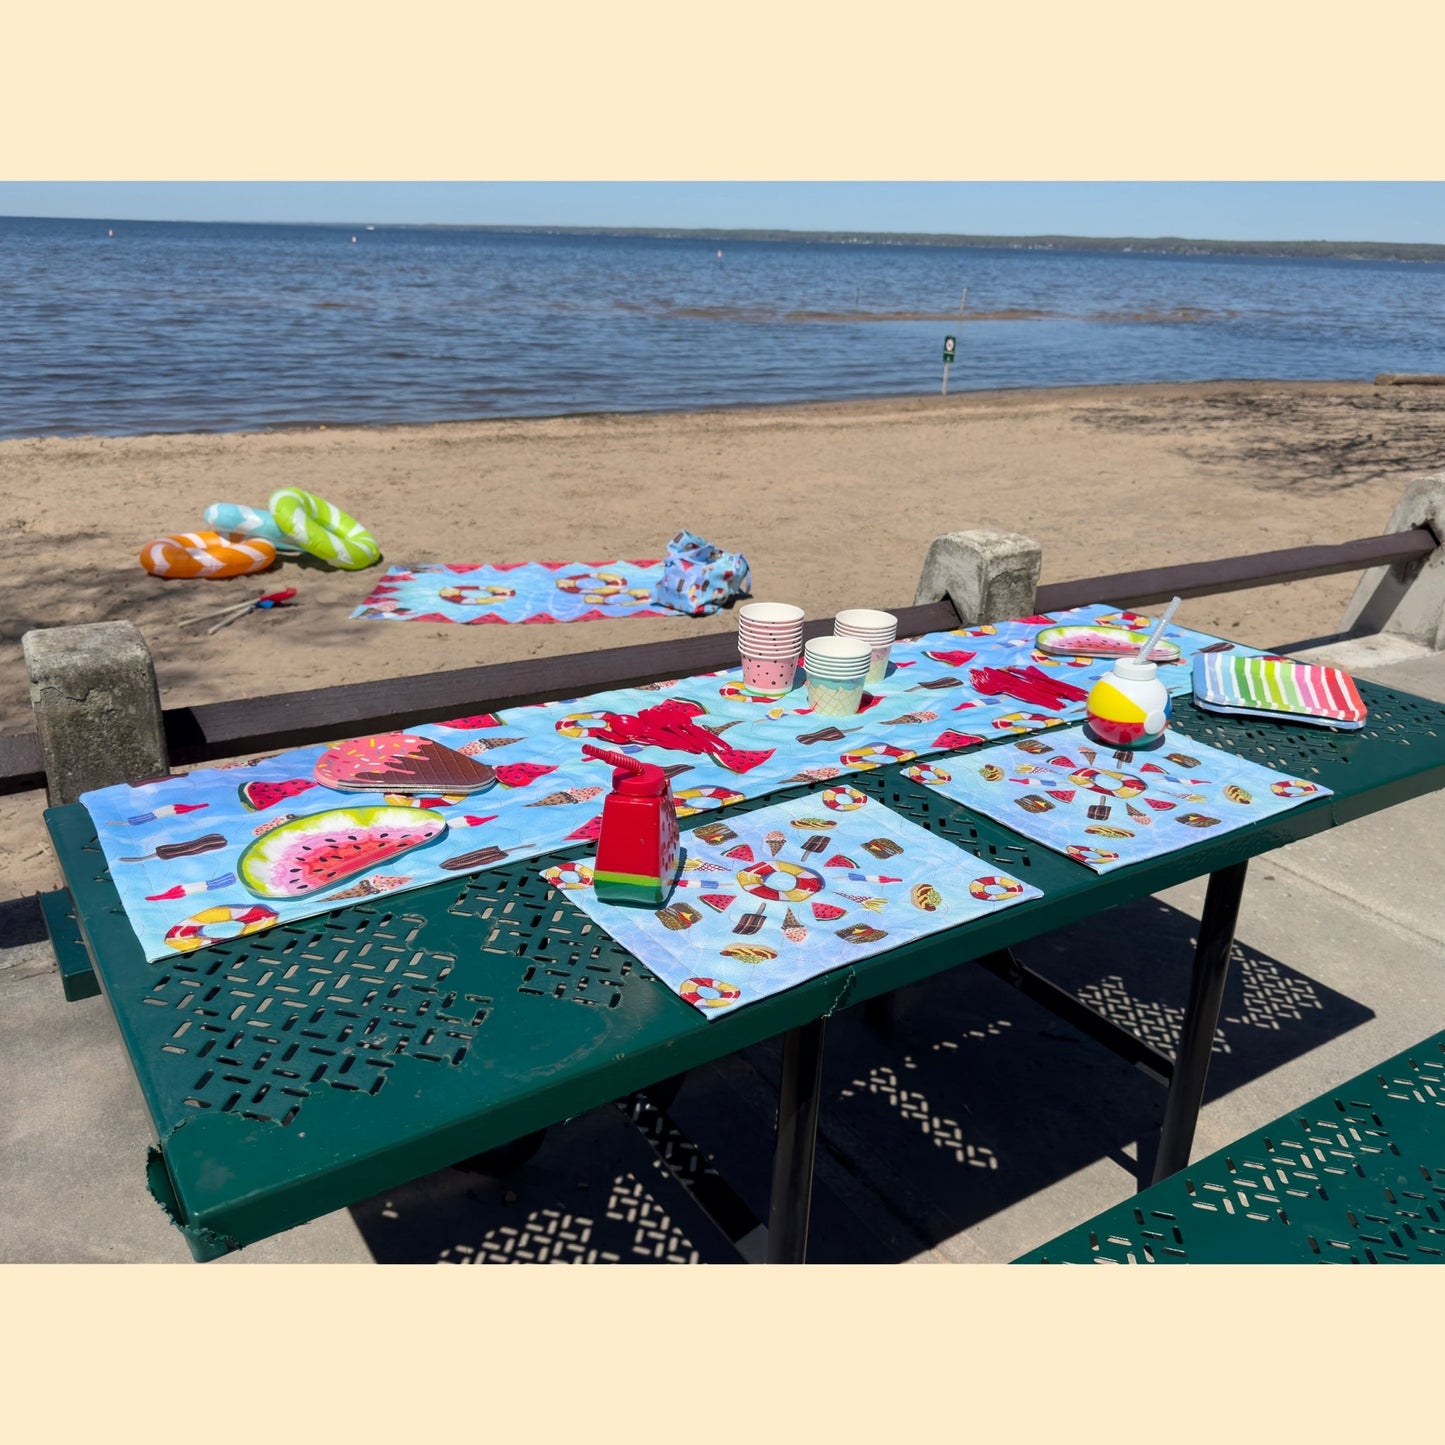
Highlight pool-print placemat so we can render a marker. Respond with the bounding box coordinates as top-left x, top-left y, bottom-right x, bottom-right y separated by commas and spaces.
920, 724, 1332, 873
549, 791, 1042, 1017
